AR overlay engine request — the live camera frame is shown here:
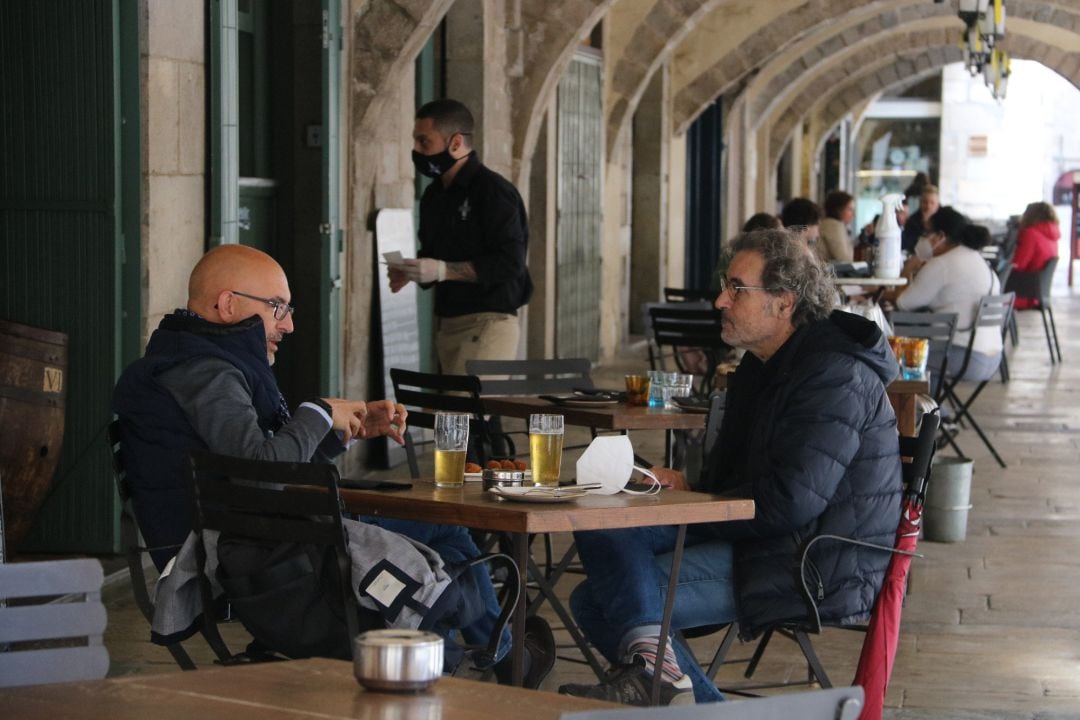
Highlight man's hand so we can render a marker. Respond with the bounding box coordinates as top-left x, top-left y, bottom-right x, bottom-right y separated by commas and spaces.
388, 266, 410, 293
323, 398, 368, 443
400, 258, 445, 284
362, 400, 409, 445
651, 466, 689, 491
